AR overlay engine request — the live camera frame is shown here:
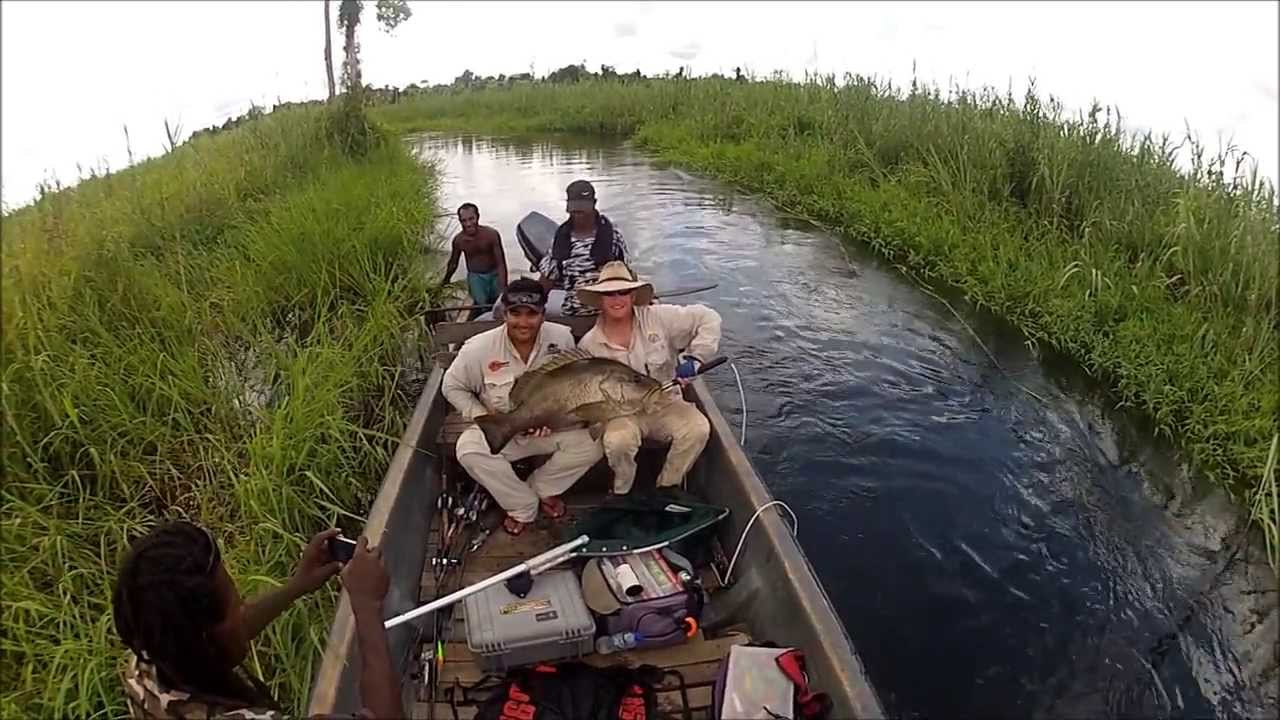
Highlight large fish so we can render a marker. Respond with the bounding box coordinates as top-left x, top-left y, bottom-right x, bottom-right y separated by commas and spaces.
473, 349, 667, 453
